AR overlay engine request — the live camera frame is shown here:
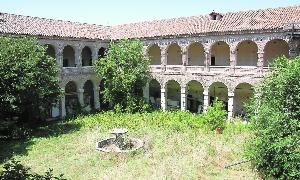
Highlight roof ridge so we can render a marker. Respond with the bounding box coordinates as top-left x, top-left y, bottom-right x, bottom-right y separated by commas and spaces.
0, 12, 109, 28
111, 5, 300, 27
